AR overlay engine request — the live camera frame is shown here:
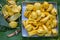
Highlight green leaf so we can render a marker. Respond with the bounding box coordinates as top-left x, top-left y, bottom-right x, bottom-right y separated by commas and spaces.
0, 0, 60, 40
0, 0, 22, 40
9, 13, 21, 21
0, 14, 9, 27
0, 30, 22, 40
